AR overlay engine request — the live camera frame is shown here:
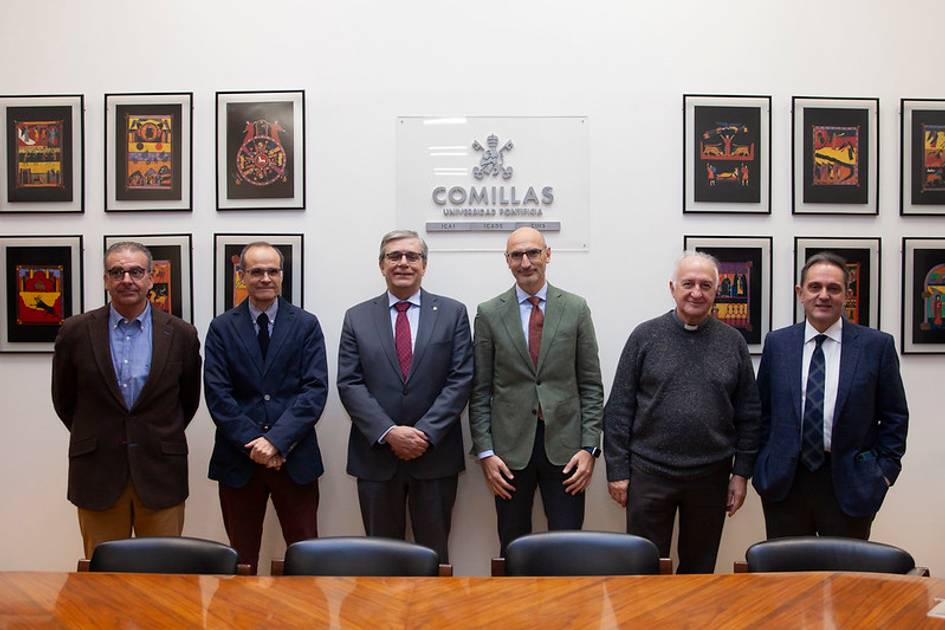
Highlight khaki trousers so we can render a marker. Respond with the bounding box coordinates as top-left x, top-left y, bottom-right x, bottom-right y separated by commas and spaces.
77, 481, 185, 559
